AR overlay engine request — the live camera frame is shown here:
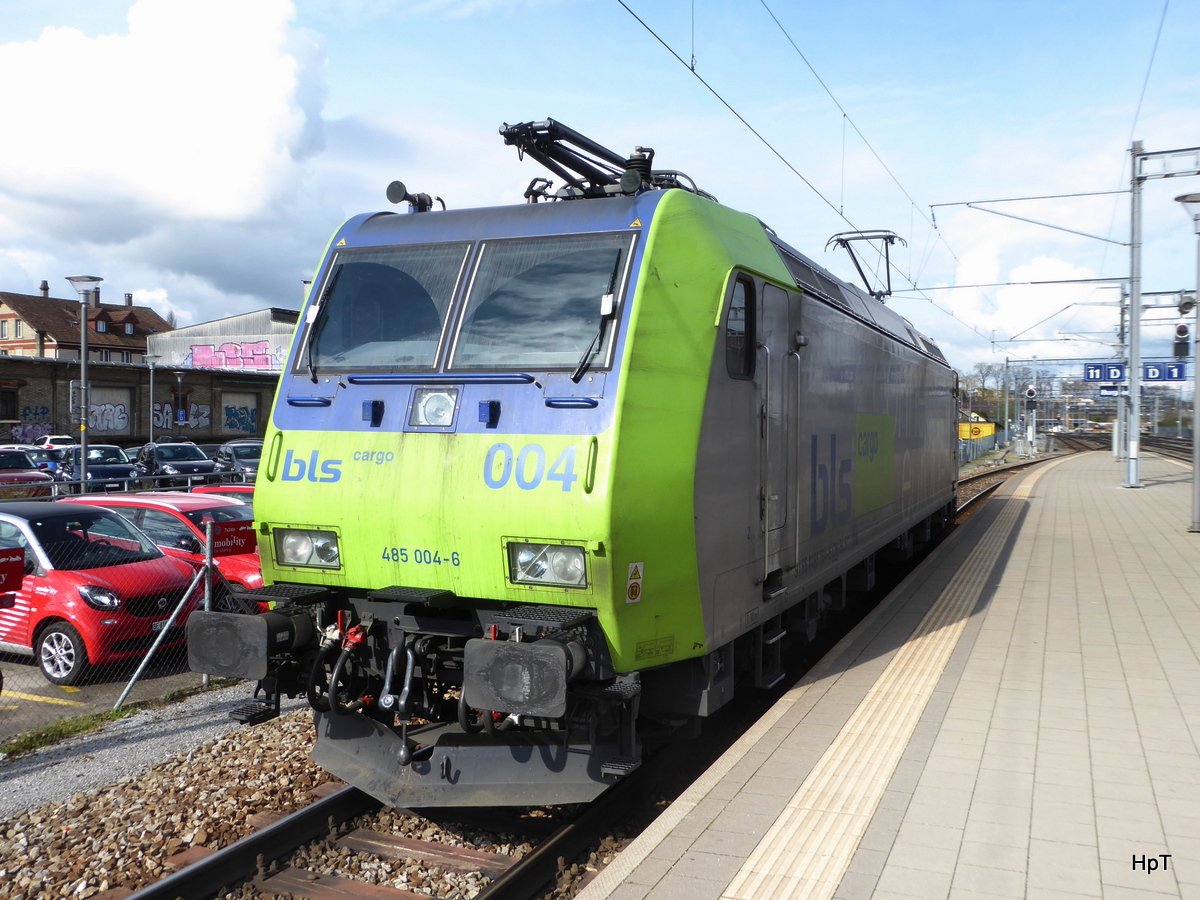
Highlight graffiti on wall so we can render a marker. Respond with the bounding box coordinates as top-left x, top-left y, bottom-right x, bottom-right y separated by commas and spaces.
224, 406, 258, 434
89, 403, 129, 434
152, 401, 212, 431
12, 405, 55, 443
11, 423, 54, 443
184, 341, 286, 371
10, 402, 132, 440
